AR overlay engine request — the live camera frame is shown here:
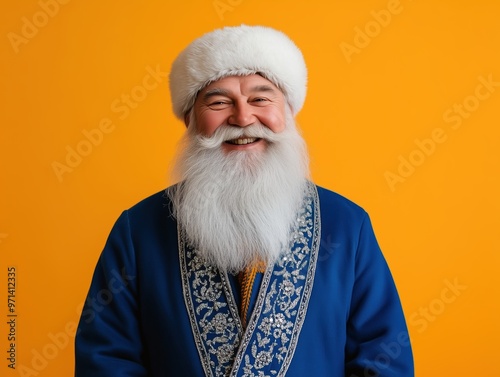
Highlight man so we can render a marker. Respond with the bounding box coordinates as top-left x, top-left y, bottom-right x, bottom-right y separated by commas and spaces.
75, 25, 414, 376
